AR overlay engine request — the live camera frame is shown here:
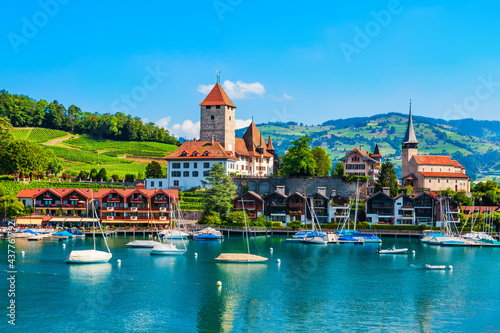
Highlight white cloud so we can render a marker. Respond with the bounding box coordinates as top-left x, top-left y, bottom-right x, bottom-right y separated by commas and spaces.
141, 117, 150, 124
197, 80, 265, 100
171, 119, 200, 139
156, 117, 171, 129
269, 93, 294, 102
235, 118, 252, 130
